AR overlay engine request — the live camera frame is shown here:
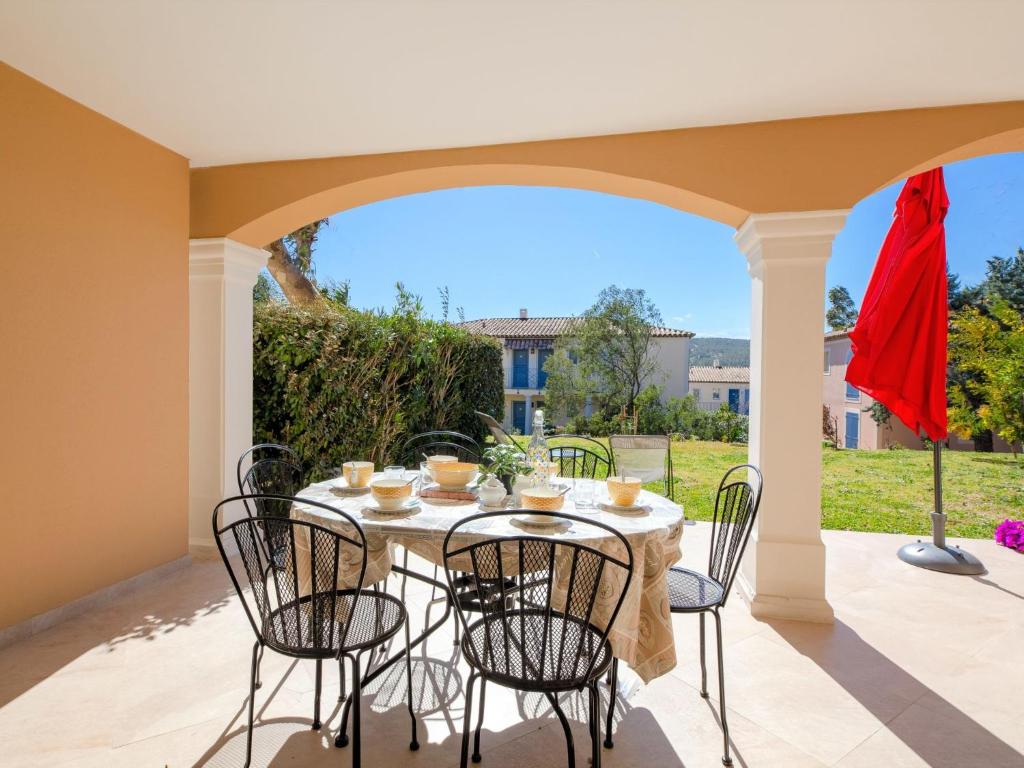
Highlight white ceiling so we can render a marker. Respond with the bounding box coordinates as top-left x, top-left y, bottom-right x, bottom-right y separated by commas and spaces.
2, 1, 1023, 167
